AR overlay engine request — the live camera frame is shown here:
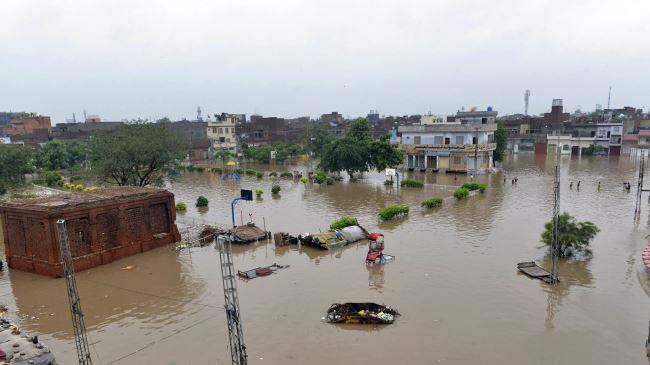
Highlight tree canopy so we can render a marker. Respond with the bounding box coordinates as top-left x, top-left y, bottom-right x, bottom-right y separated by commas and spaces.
303, 122, 335, 156
319, 118, 403, 177
242, 143, 303, 163
34, 140, 88, 171
0, 145, 33, 195
493, 121, 509, 162
89, 123, 187, 186
541, 212, 600, 257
